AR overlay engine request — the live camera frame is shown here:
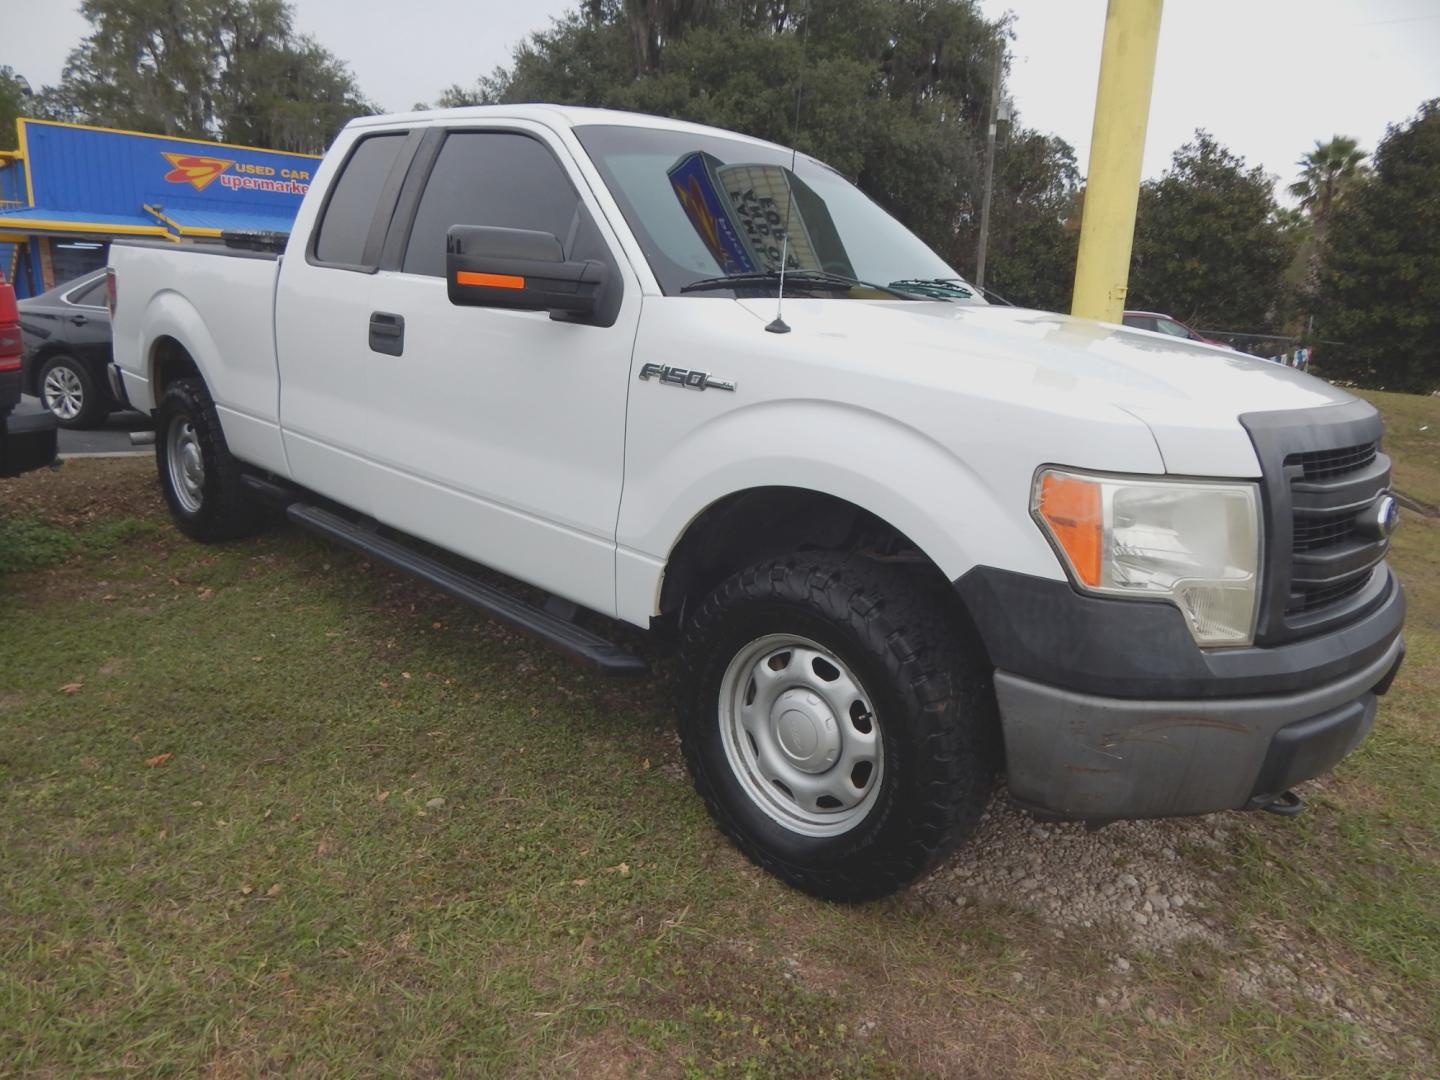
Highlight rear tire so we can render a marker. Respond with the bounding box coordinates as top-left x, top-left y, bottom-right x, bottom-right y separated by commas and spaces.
155, 377, 266, 542
39, 354, 109, 430
677, 552, 999, 902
